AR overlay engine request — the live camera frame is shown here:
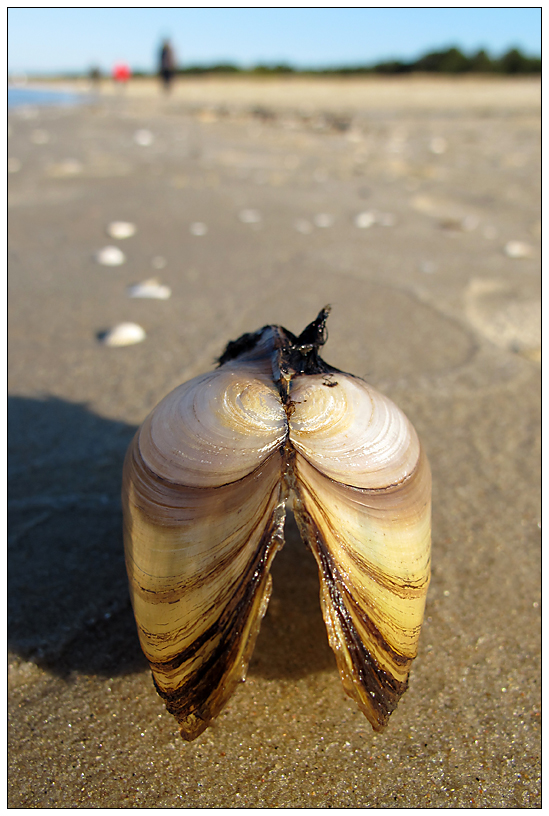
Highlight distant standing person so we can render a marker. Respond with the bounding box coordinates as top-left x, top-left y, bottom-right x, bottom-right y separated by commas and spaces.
159, 39, 176, 92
